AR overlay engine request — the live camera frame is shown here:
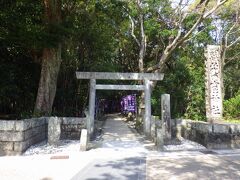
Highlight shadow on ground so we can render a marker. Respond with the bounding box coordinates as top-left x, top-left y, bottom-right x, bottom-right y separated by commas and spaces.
147, 154, 240, 180
71, 157, 146, 180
